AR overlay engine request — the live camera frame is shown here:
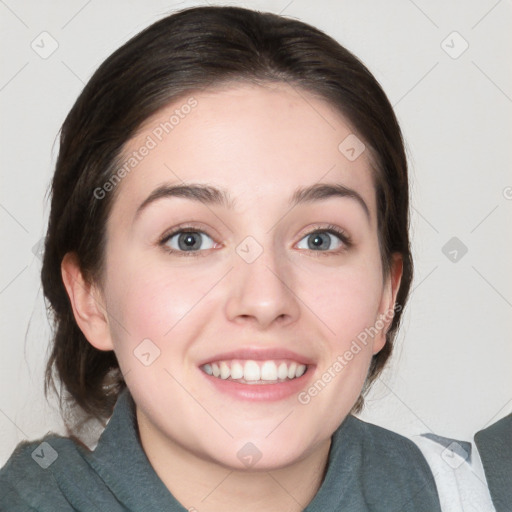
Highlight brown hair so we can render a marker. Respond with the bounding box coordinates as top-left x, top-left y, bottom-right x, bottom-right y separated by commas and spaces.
42, 5, 412, 426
